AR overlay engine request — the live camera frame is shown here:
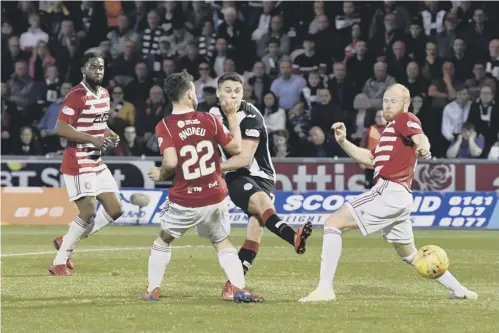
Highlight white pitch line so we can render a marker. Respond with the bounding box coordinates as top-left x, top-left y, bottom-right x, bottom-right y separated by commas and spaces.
1, 245, 296, 257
